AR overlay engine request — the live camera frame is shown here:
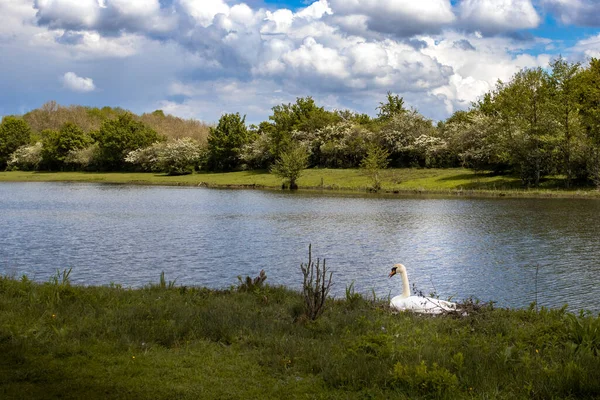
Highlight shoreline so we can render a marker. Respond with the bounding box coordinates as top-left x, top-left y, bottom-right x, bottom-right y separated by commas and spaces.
1, 170, 599, 199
